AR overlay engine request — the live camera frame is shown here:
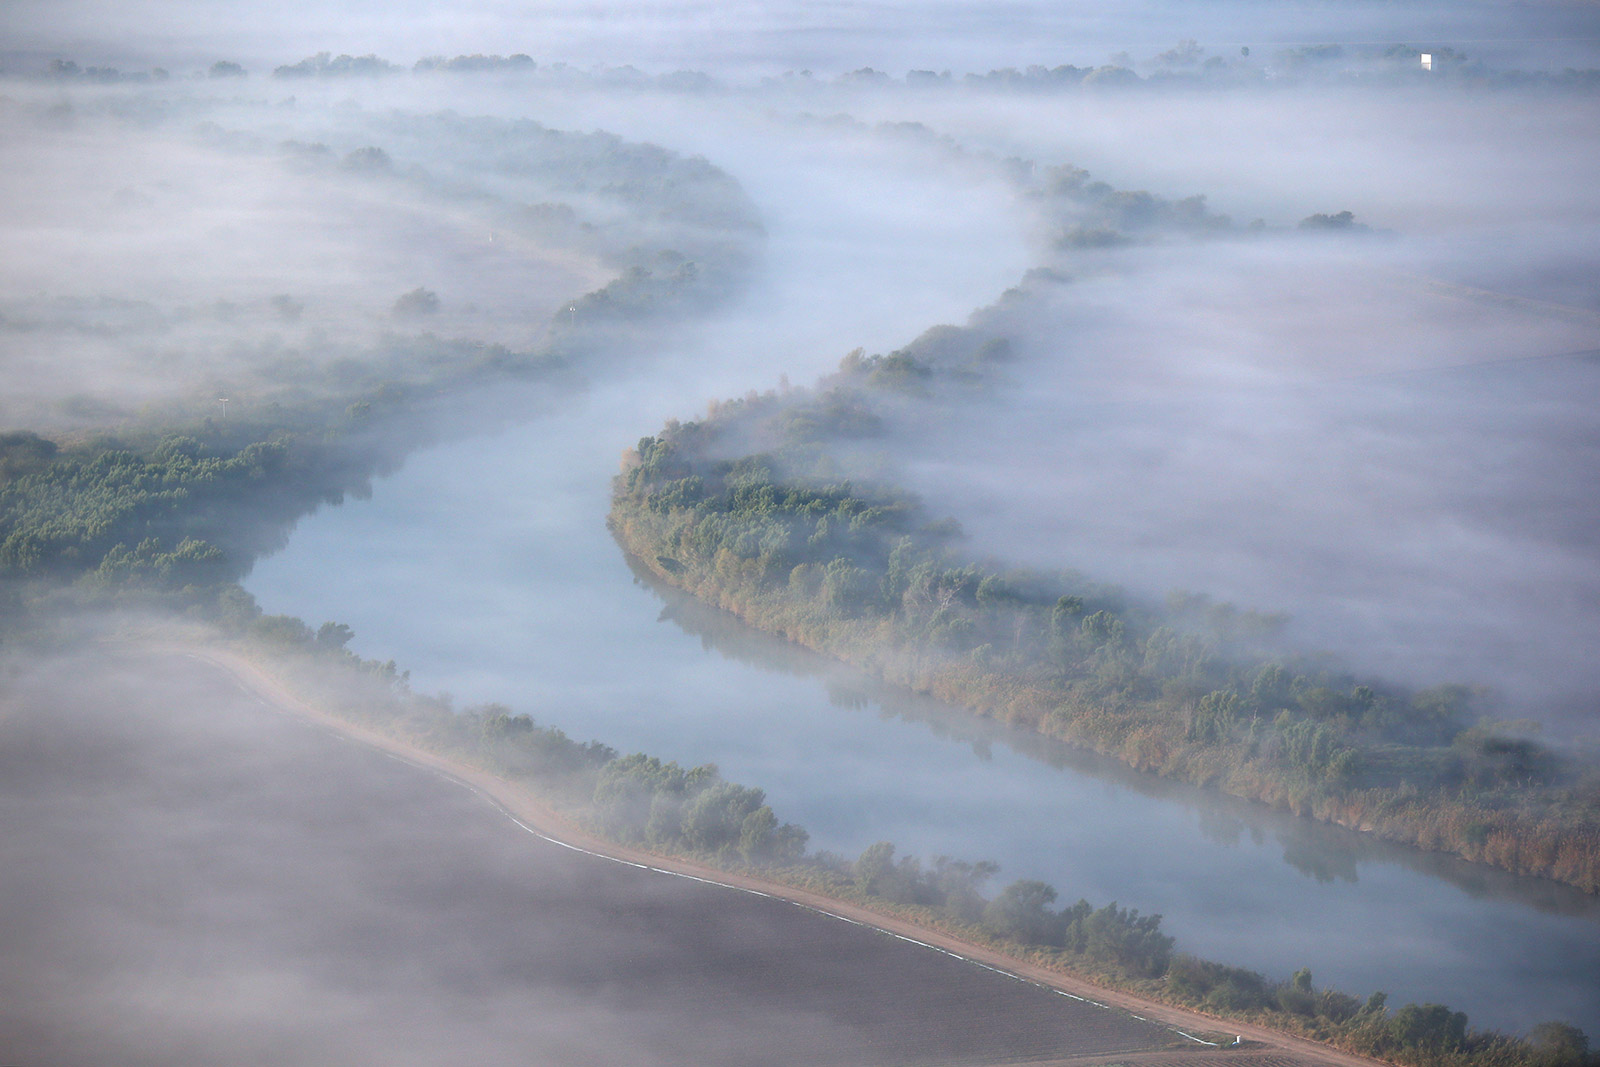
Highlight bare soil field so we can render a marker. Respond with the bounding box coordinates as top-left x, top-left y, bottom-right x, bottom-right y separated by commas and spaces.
190, 642, 1394, 1067
1, 644, 1184, 1066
